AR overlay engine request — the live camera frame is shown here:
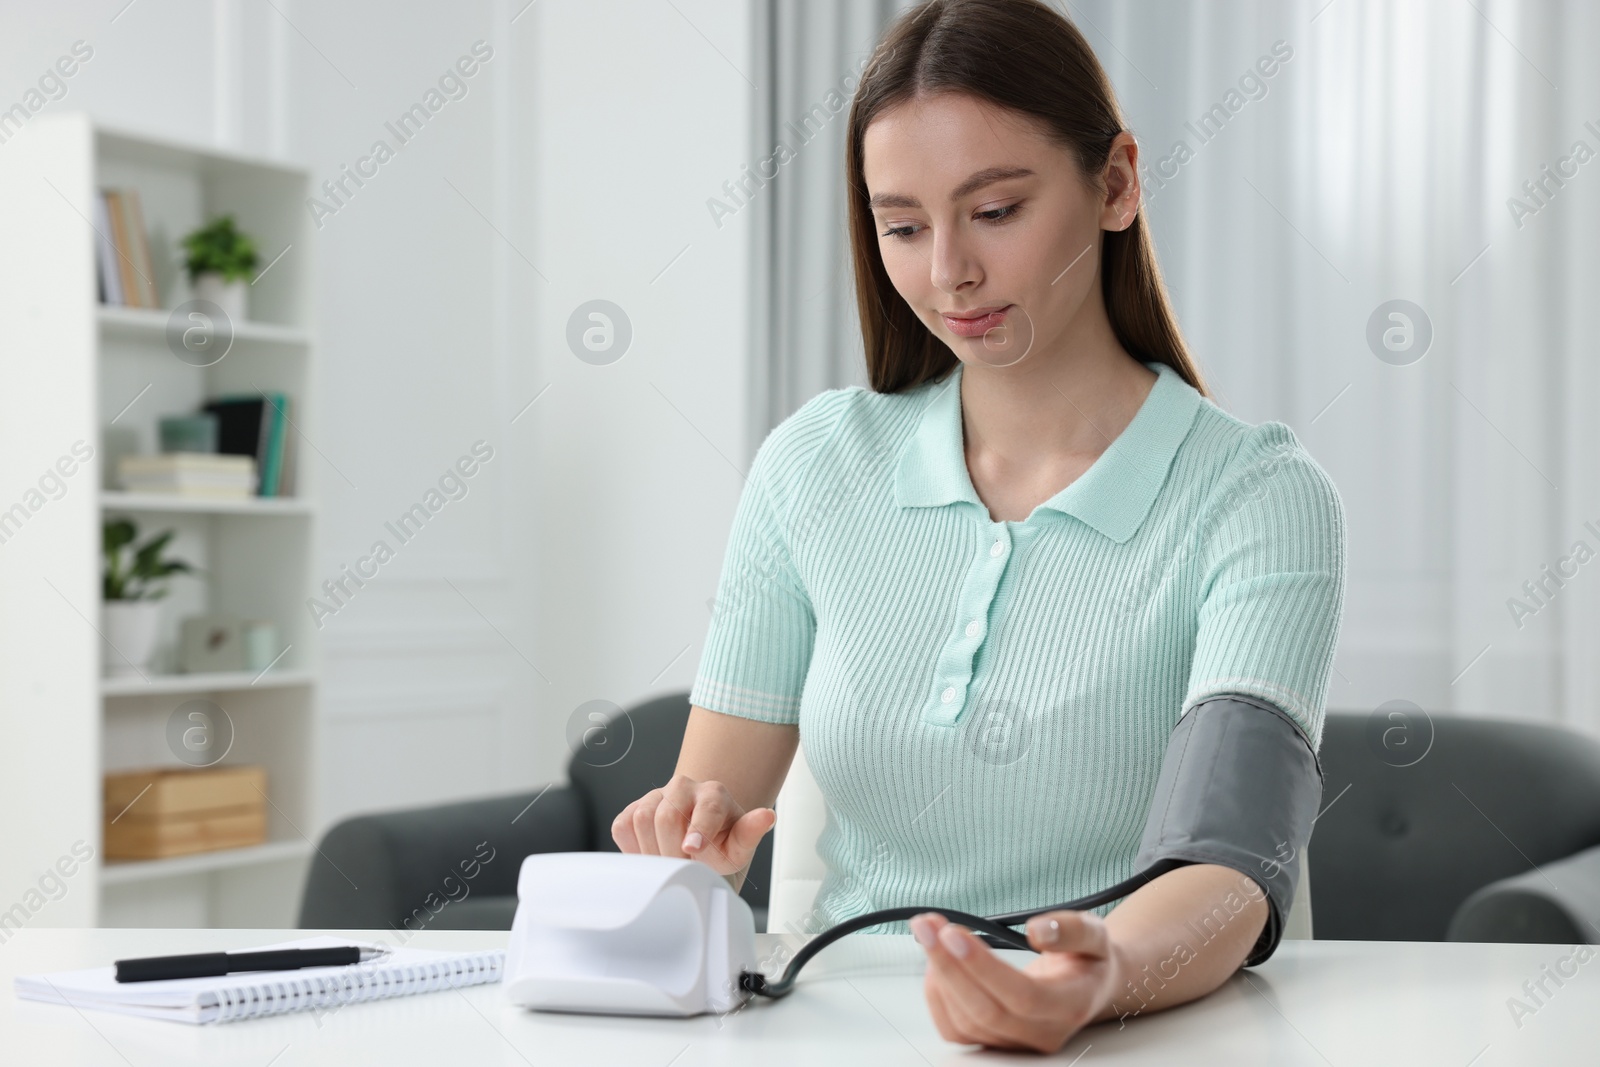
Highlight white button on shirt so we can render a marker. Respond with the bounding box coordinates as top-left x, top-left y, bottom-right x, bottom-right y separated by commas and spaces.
941, 686, 957, 703
989, 540, 1004, 557
965, 620, 981, 637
